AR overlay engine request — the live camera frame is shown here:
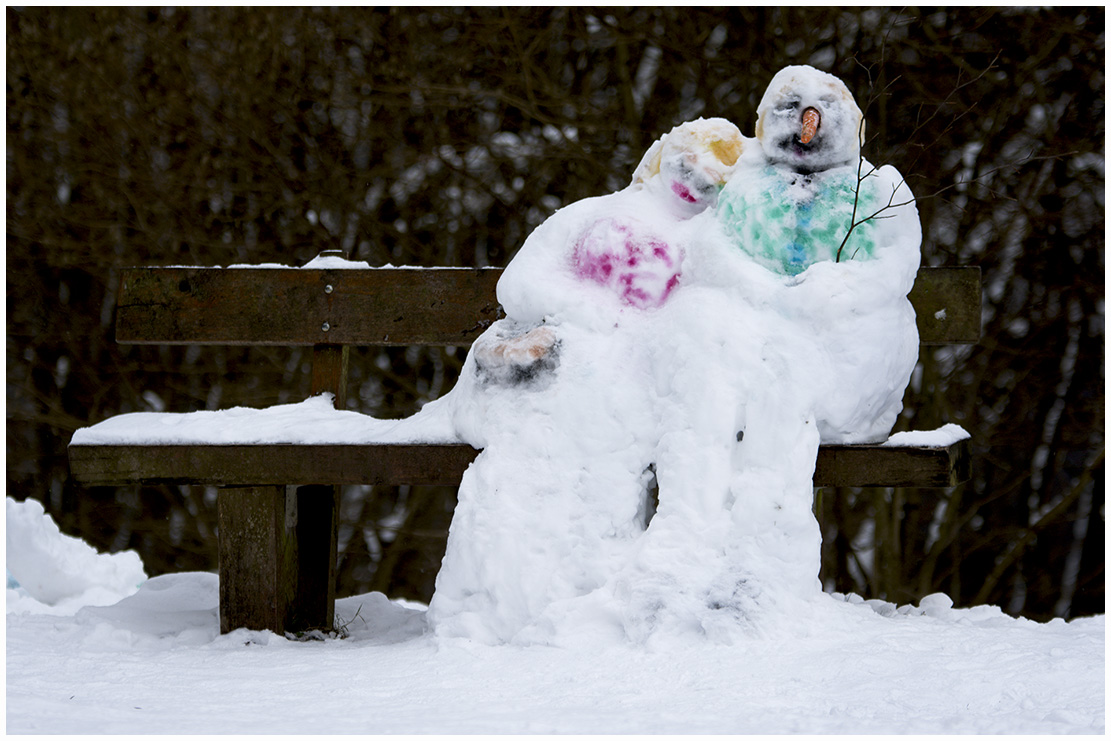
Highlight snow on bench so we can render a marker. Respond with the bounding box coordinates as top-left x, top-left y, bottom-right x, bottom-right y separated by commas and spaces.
70, 393, 972, 489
